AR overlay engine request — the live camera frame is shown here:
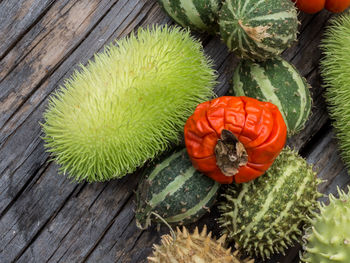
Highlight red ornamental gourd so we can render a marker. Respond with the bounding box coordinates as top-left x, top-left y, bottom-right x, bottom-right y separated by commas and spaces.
184, 96, 287, 184
292, 0, 350, 14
